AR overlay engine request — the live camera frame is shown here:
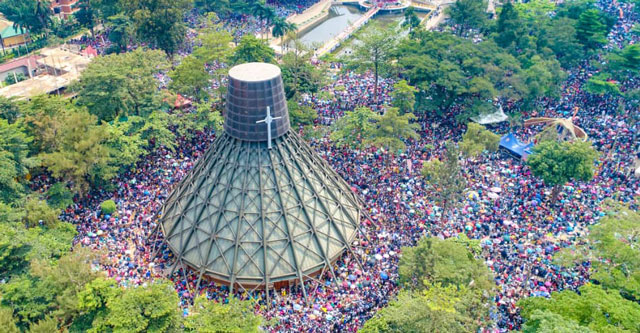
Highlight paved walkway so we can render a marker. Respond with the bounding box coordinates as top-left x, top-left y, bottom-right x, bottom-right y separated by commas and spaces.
287, 0, 333, 30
